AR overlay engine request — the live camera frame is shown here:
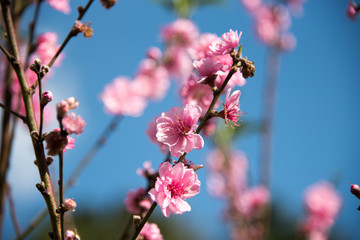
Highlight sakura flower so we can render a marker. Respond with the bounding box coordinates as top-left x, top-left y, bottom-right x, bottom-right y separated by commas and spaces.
132, 58, 170, 101
64, 136, 75, 152
209, 30, 242, 55
219, 88, 242, 127
235, 186, 270, 218
100, 77, 147, 117
189, 33, 220, 60
46, 0, 71, 14
347, 2, 358, 20
62, 113, 86, 135
139, 223, 163, 240
124, 188, 152, 214
161, 19, 199, 47
41, 91, 53, 106
193, 57, 225, 84
146, 47, 163, 61
149, 162, 201, 218
45, 128, 74, 156
56, 97, 79, 118
156, 104, 204, 157
136, 161, 157, 178
300, 181, 342, 239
